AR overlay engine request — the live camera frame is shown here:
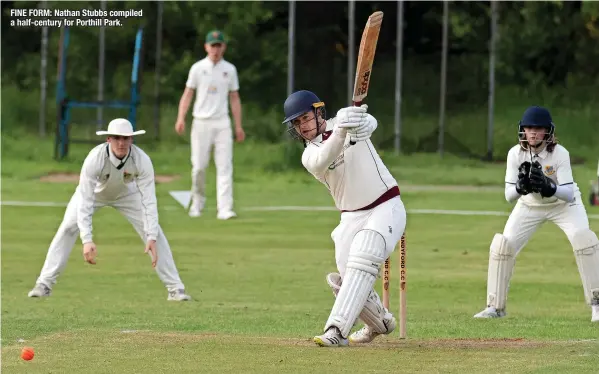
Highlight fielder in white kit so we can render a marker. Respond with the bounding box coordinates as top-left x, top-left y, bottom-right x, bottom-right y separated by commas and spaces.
28, 119, 191, 301
282, 90, 407, 347
474, 106, 599, 322
175, 30, 245, 220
